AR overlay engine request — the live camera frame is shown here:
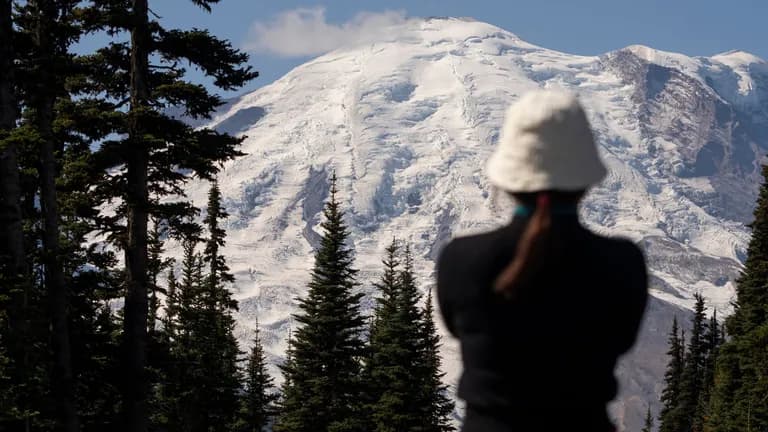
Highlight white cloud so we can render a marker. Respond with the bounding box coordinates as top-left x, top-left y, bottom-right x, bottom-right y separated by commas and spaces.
244, 7, 408, 57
